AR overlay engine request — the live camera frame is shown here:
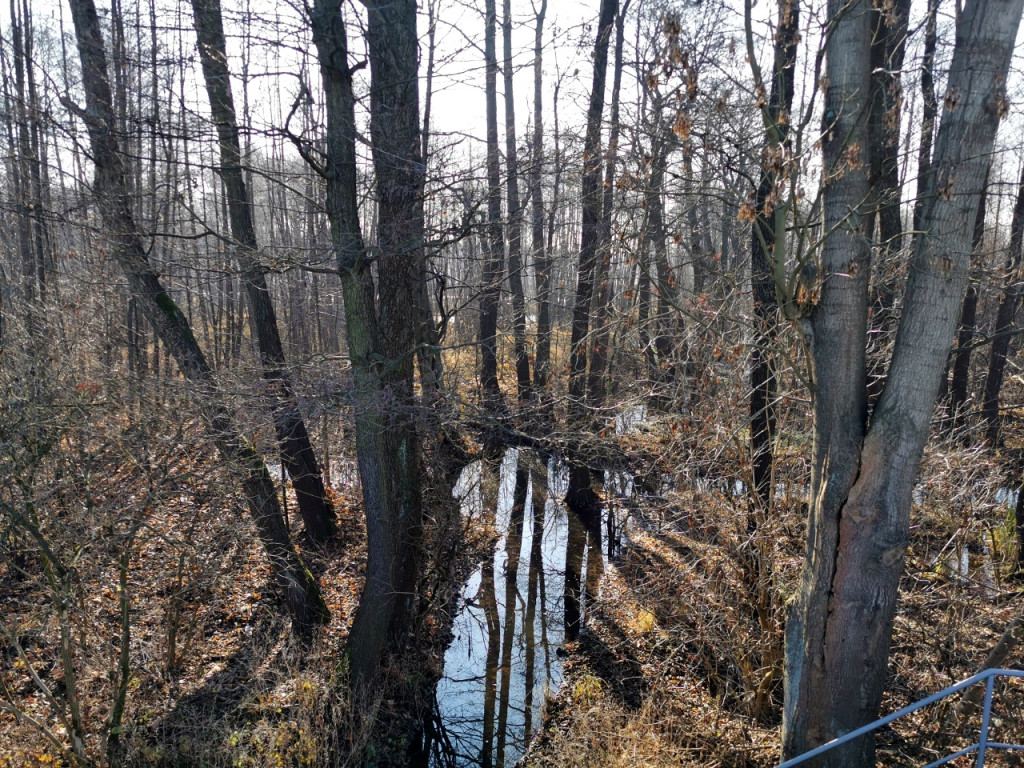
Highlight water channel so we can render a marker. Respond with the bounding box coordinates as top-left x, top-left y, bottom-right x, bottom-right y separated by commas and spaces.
415, 447, 626, 768
409, 404, 1018, 766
